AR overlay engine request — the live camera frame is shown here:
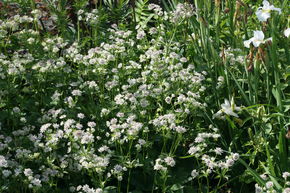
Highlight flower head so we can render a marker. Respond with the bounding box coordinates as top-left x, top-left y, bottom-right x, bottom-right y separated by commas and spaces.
256, 0, 281, 22
265, 181, 274, 189
213, 98, 241, 119
244, 31, 272, 48
191, 169, 199, 178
